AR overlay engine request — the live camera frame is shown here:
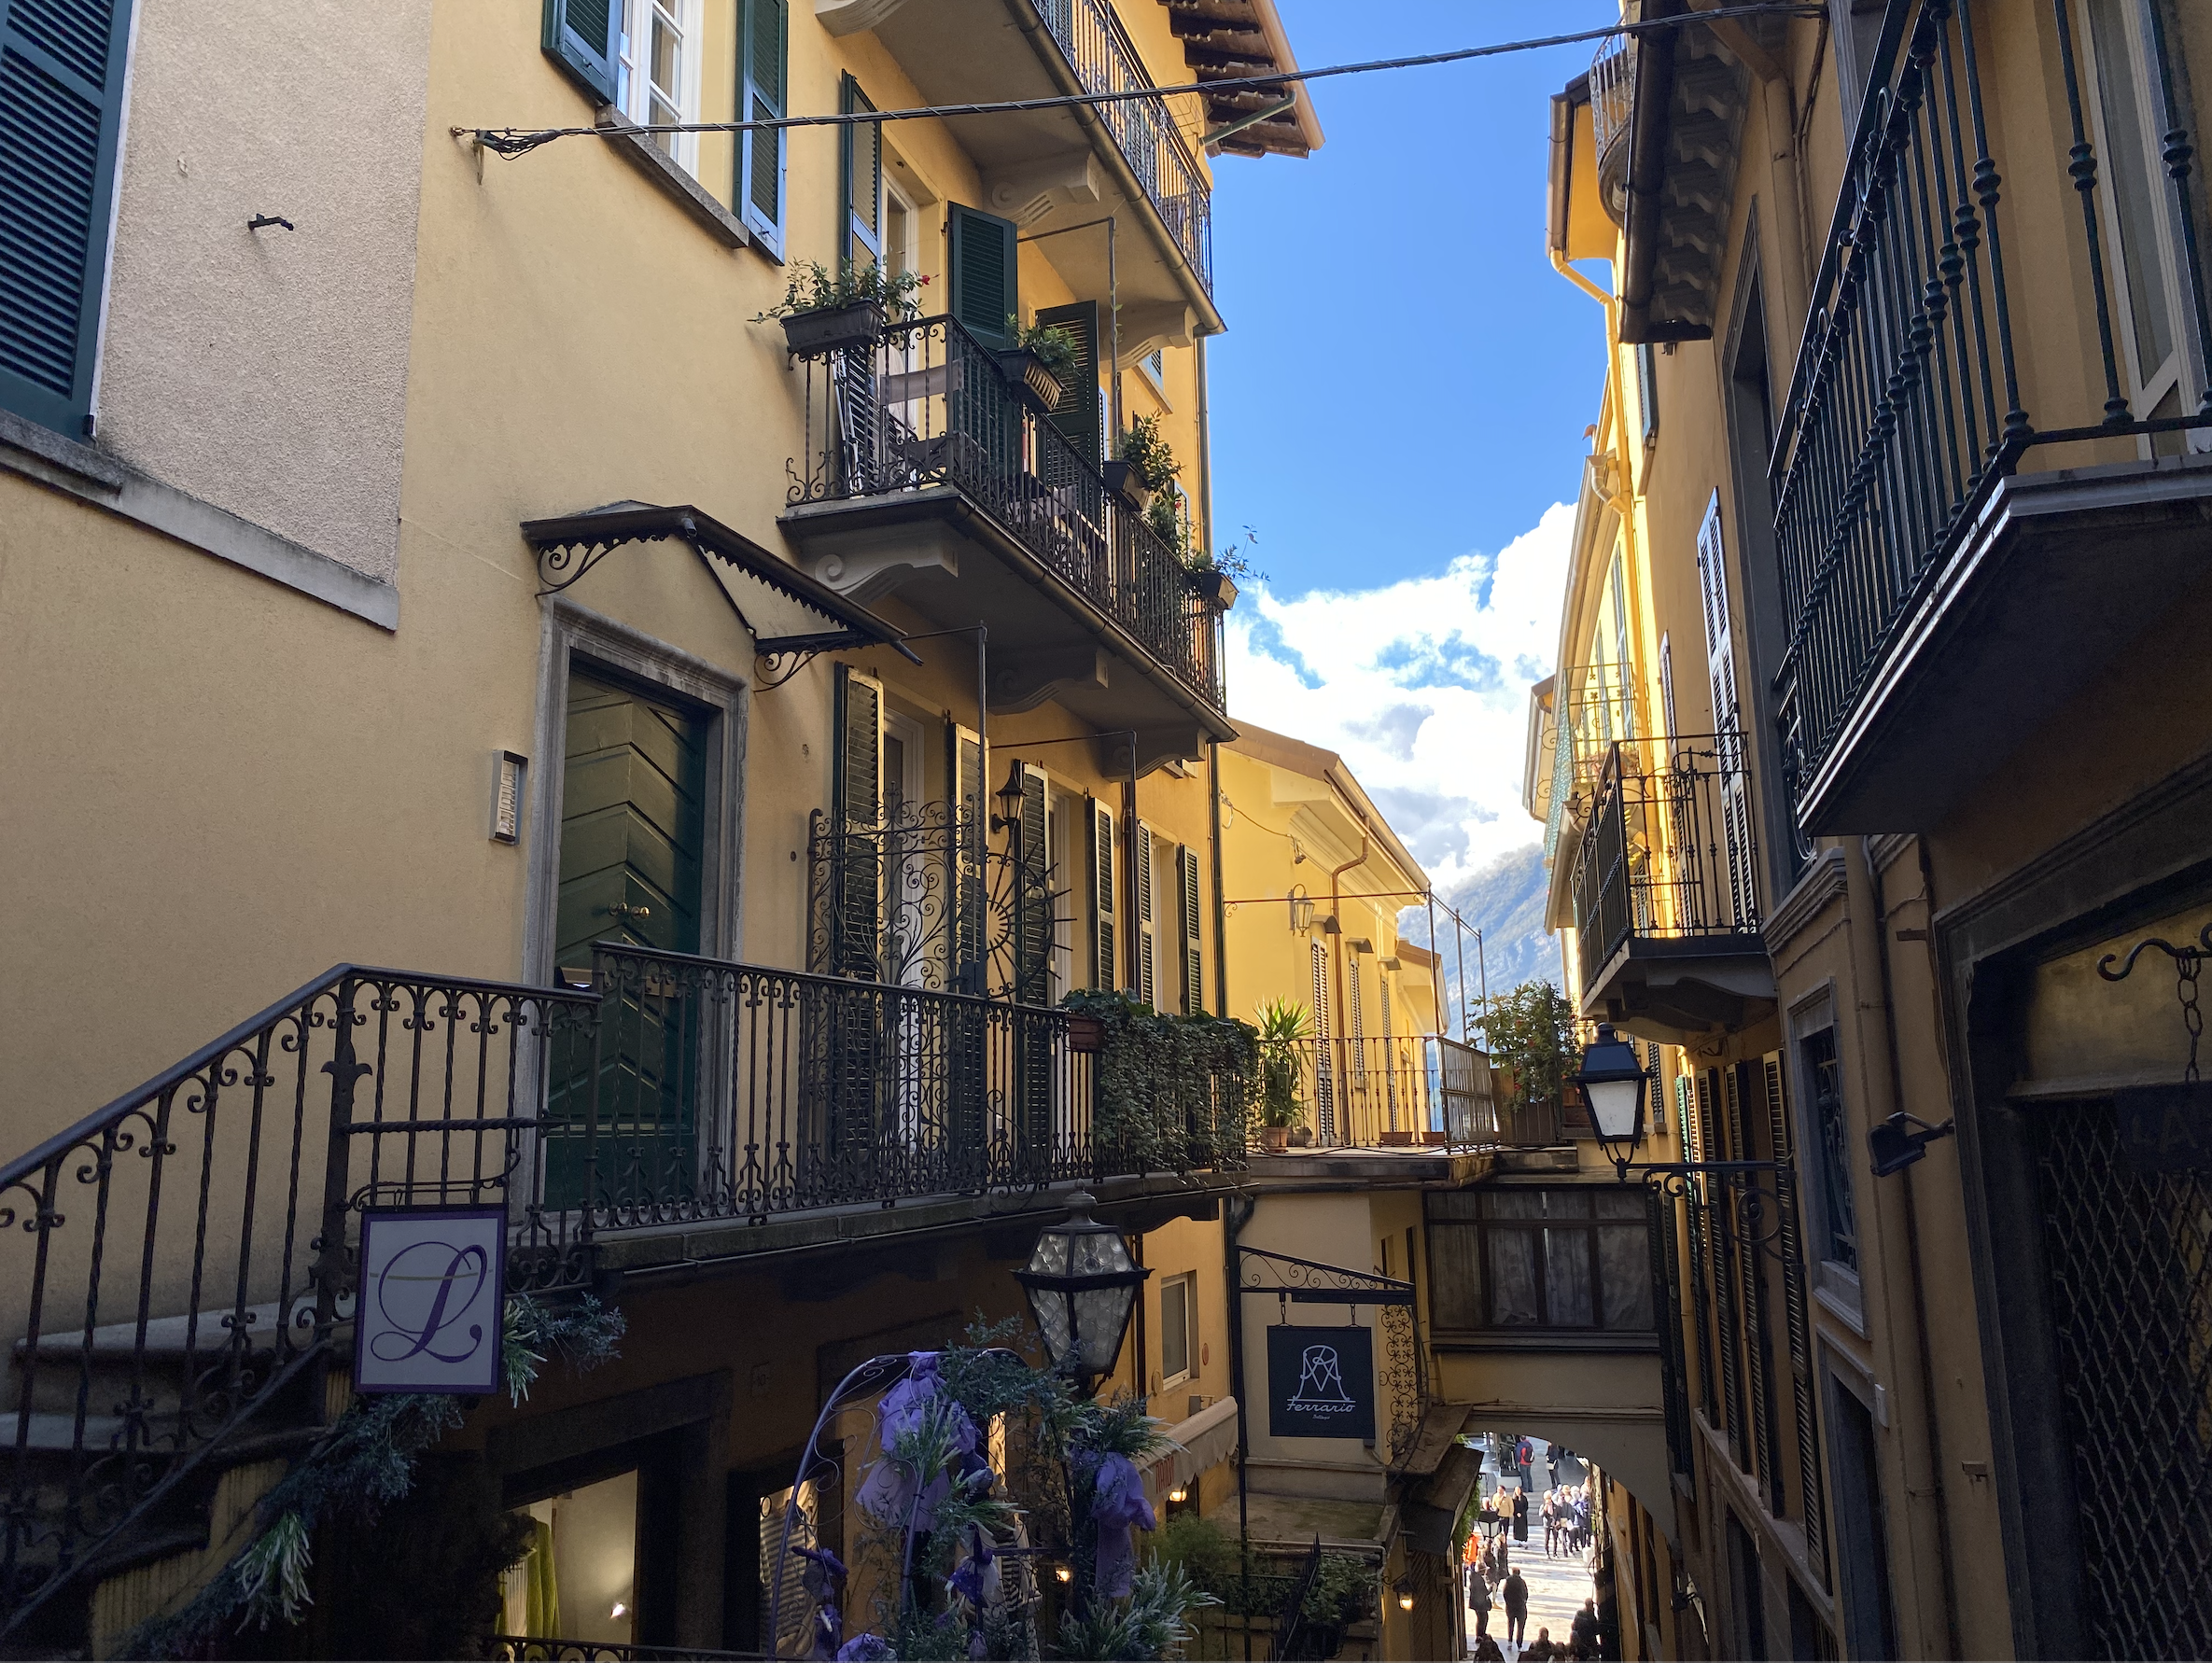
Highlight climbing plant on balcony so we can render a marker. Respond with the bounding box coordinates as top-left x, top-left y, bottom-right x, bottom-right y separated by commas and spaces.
1061, 991, 1259, 1170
